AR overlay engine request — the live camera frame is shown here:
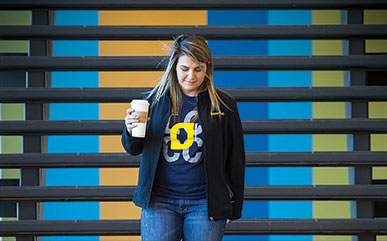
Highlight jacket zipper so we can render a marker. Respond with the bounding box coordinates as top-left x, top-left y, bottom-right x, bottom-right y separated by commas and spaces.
145, 97, 171, 207
198, 95, 211, 219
